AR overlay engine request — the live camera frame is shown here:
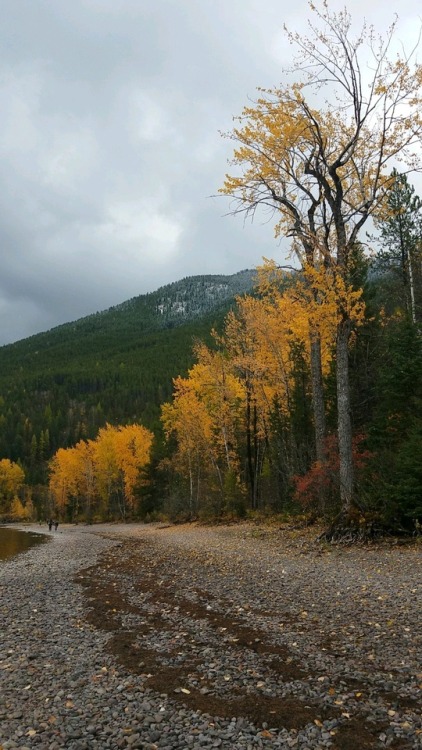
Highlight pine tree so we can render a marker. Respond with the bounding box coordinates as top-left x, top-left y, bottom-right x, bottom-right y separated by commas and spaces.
374, 171, 422, 323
